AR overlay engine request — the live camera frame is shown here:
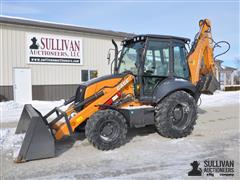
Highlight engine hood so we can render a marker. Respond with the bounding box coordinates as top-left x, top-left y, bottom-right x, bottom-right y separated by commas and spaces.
82, 74, 126, 87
